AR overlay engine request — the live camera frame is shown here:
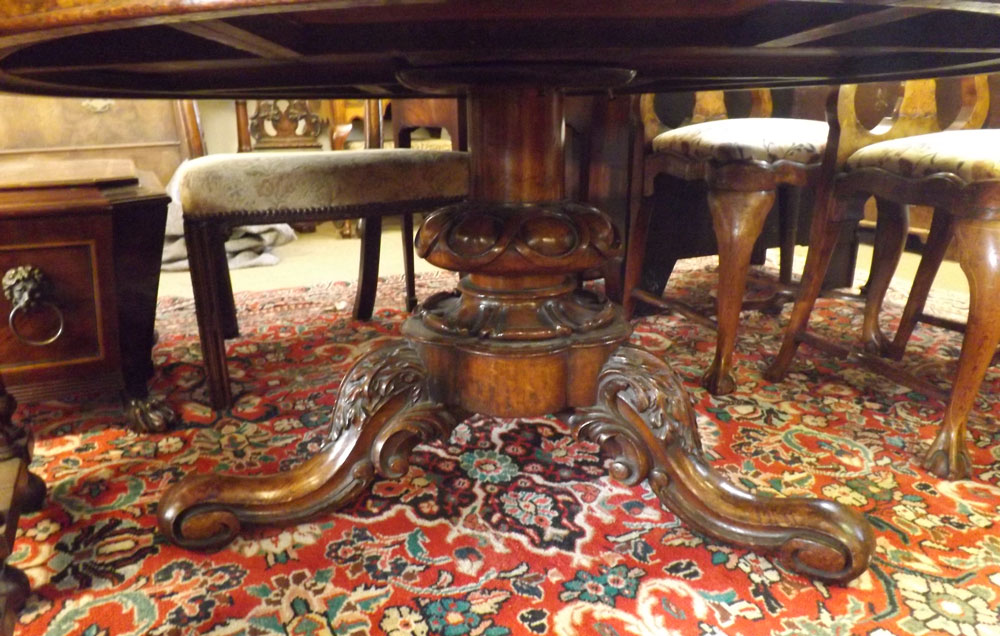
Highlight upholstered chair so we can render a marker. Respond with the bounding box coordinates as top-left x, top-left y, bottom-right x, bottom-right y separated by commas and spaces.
623, 89, 829, 395
233, 99, 398, 312
178, 118, 469, 409
766, 76, 991, 480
